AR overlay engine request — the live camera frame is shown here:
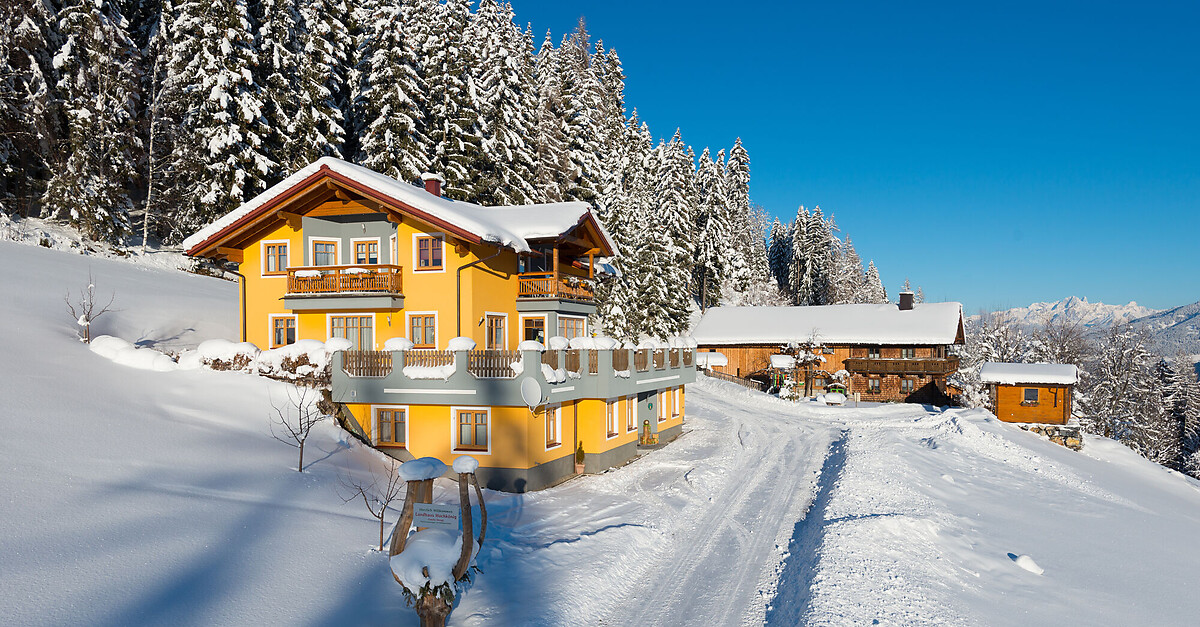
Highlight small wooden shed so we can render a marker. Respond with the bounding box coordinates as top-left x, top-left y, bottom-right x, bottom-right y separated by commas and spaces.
979, 362, 1078, 425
